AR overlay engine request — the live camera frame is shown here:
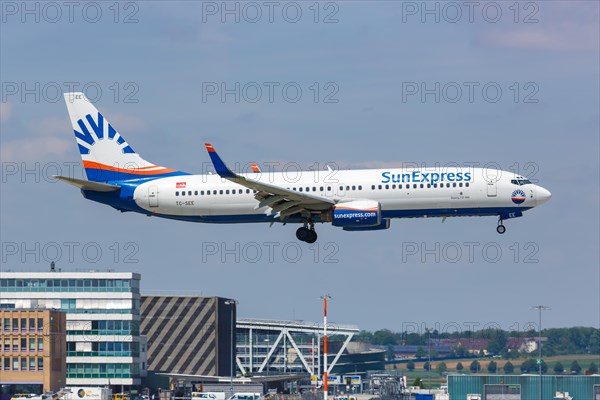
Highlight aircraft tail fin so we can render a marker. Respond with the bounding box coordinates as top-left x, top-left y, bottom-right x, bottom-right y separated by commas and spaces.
64, 92, 186, 182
